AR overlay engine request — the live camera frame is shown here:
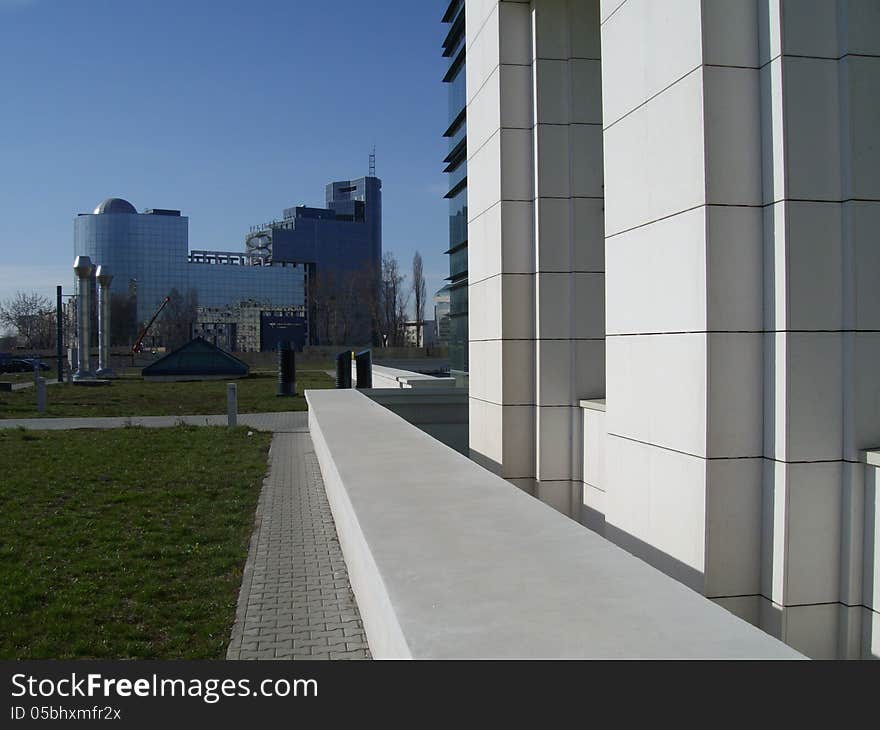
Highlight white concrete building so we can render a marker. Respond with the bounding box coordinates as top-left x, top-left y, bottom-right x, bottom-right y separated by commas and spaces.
460, 0, 880, 659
